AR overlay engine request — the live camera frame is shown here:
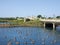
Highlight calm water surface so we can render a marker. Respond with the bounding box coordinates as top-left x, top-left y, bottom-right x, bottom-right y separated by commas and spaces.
0, 27, 60, 45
